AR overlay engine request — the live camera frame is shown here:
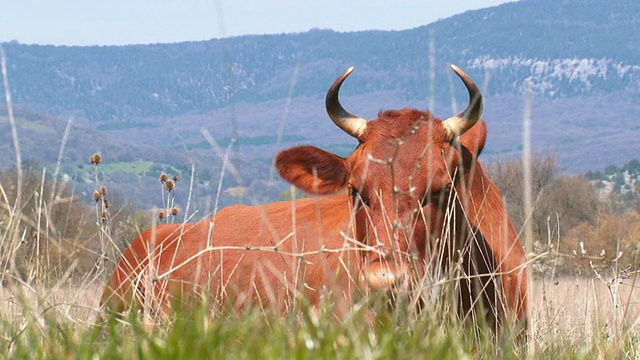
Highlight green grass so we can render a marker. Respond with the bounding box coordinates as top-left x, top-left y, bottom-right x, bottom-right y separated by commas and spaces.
1, 277, 639, 359
0, 289, 517, 359
1, 156, 639, 359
